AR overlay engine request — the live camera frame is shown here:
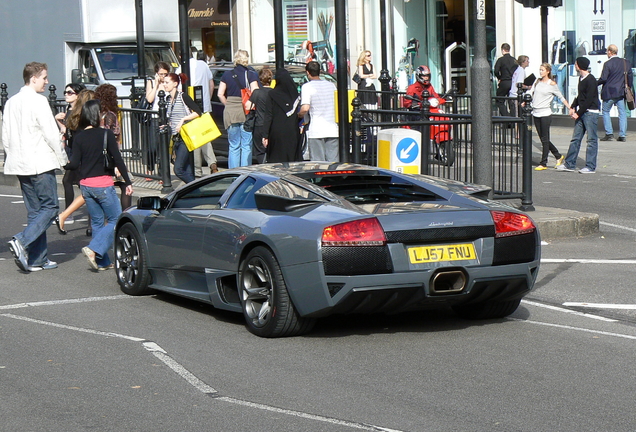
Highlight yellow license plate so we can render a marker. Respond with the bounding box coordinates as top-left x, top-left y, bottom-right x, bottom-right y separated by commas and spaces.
408, 243, 476, 264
